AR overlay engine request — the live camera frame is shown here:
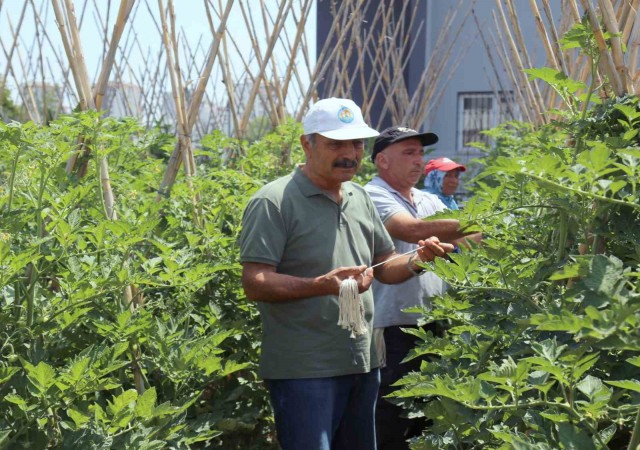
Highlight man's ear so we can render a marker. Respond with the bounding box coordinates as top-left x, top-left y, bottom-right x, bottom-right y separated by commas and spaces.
376, 152, 389, 170
300, 135, 312, 158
